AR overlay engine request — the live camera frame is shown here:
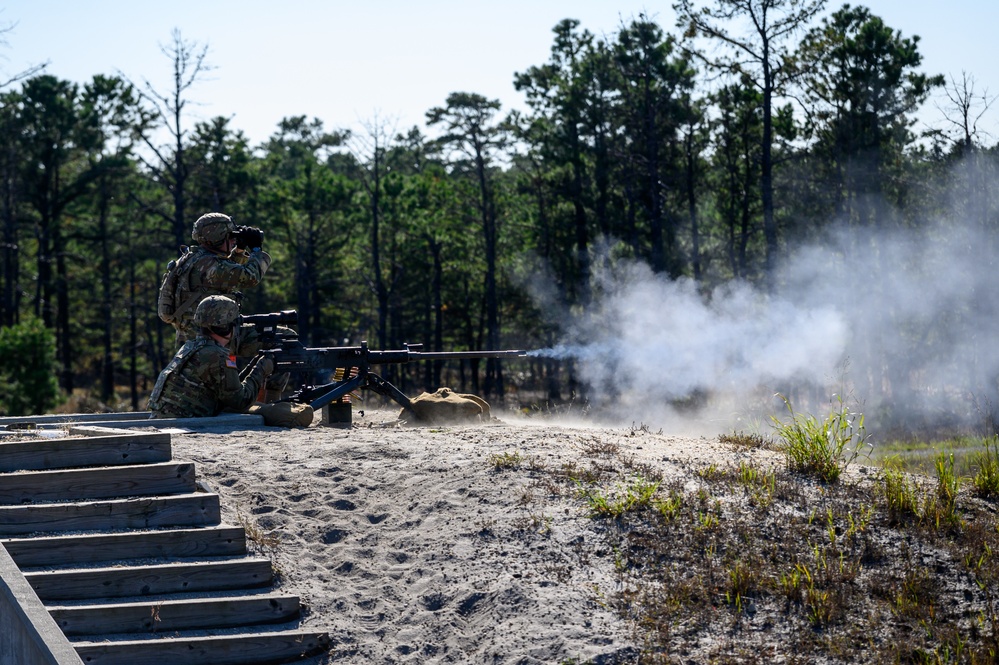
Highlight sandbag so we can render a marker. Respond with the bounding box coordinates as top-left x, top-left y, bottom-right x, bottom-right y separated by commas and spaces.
249, 401, 315, 428
404, 387, 491, 425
